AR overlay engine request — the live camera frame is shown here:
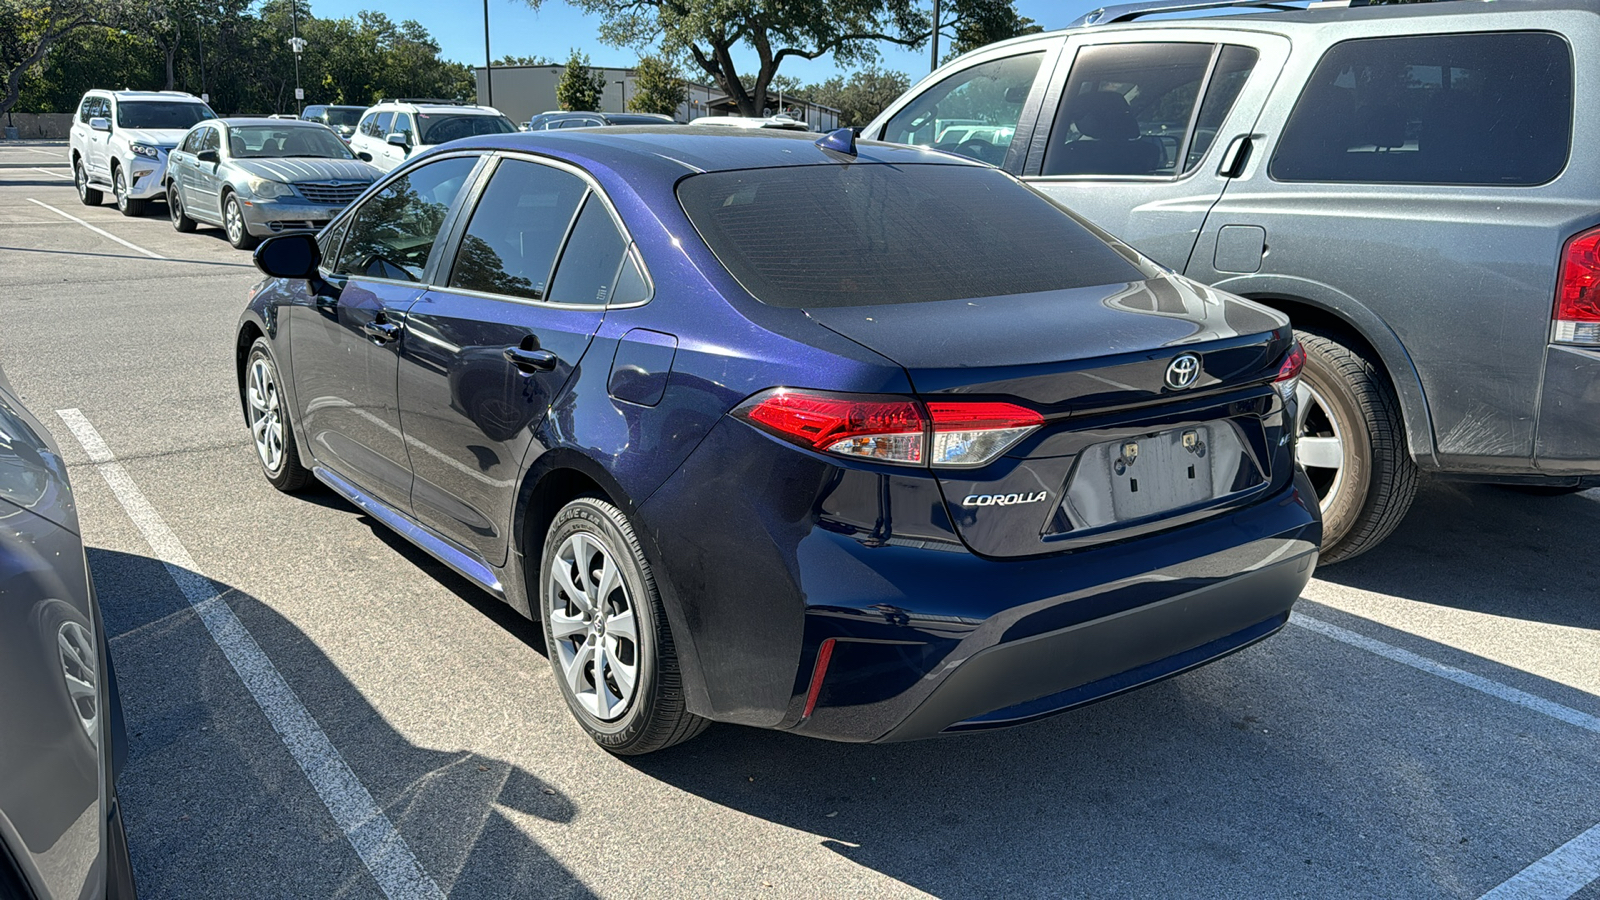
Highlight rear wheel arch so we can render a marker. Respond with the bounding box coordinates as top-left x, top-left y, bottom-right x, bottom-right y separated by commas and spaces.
236, 322, 266, 419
